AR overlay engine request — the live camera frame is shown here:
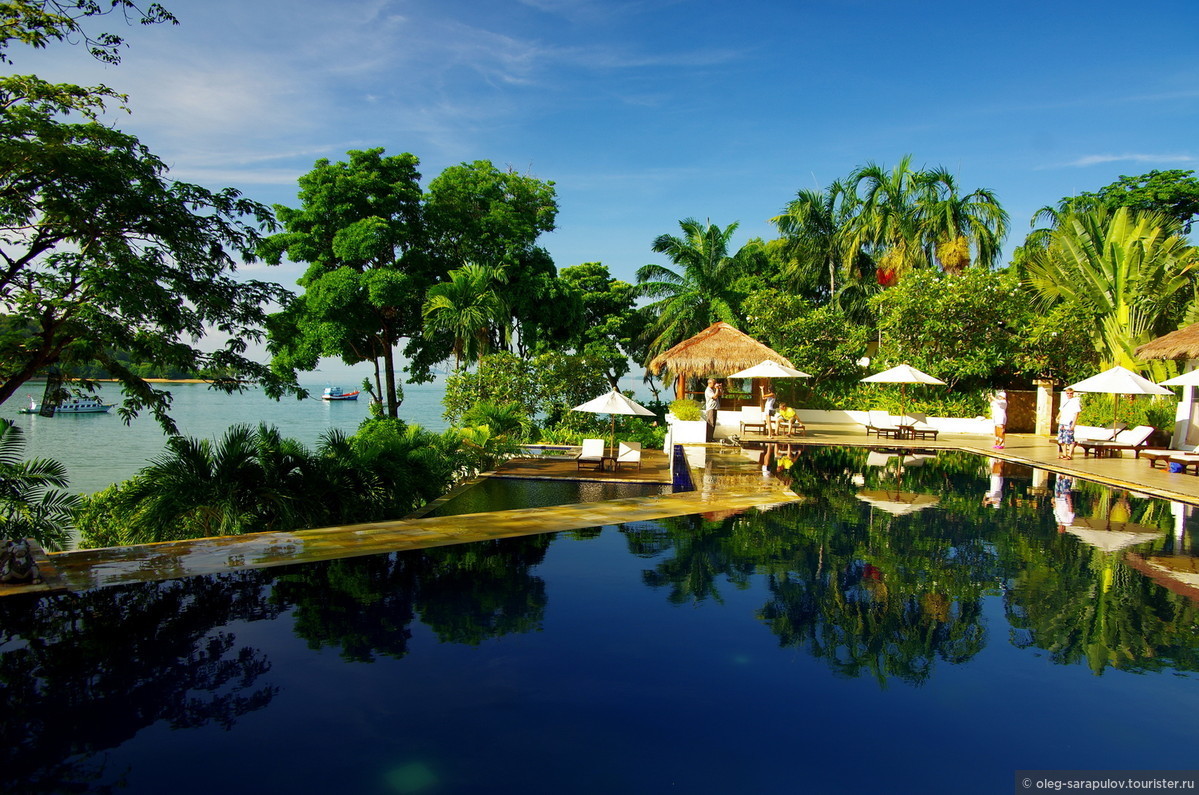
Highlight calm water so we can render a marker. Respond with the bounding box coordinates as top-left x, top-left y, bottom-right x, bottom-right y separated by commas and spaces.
2, 376, 657, 496
3, 448, 1198, 794
427, 477, 673, 517
1, 380, 451, 496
